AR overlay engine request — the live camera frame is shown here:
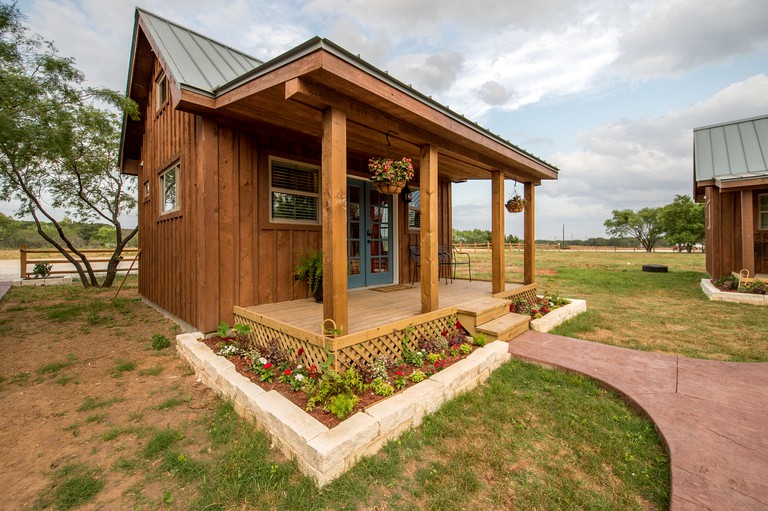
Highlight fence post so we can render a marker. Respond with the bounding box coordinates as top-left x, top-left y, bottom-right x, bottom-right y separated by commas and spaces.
19, 244, 27, 279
